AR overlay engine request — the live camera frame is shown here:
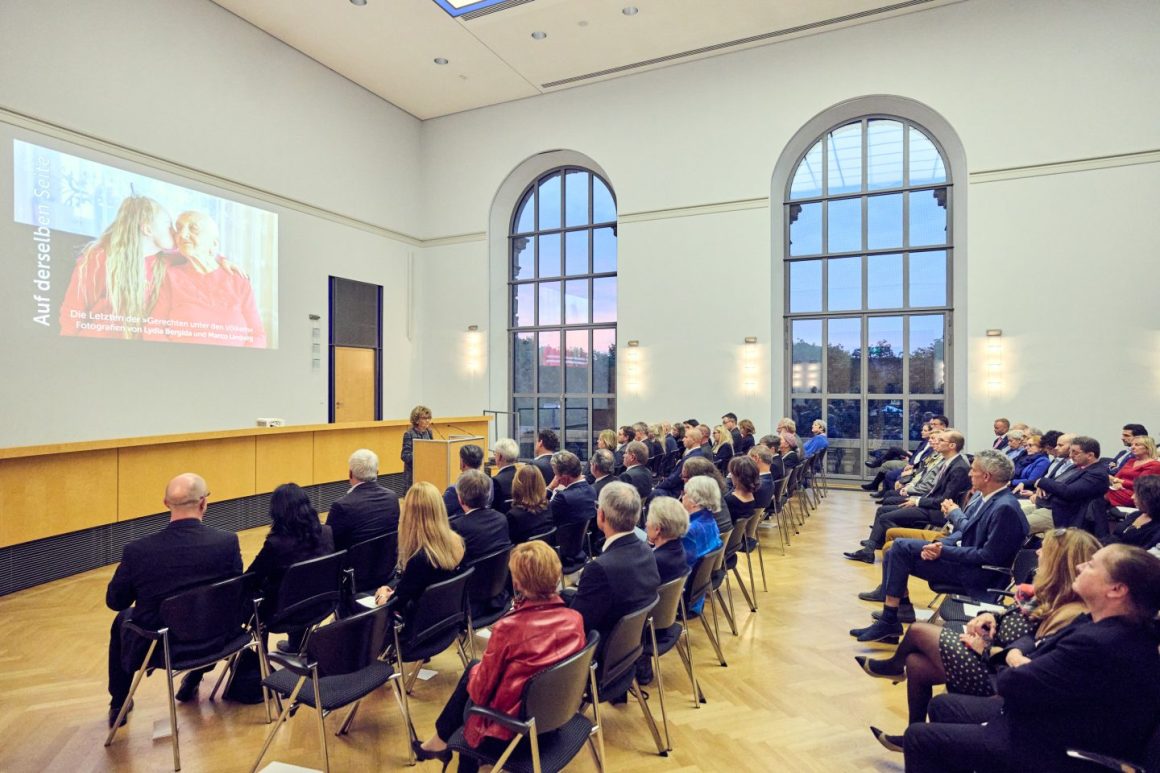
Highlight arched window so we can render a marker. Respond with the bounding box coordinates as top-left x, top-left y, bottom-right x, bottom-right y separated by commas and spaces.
784, 116, 953, 478
510, 167, 616, 461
